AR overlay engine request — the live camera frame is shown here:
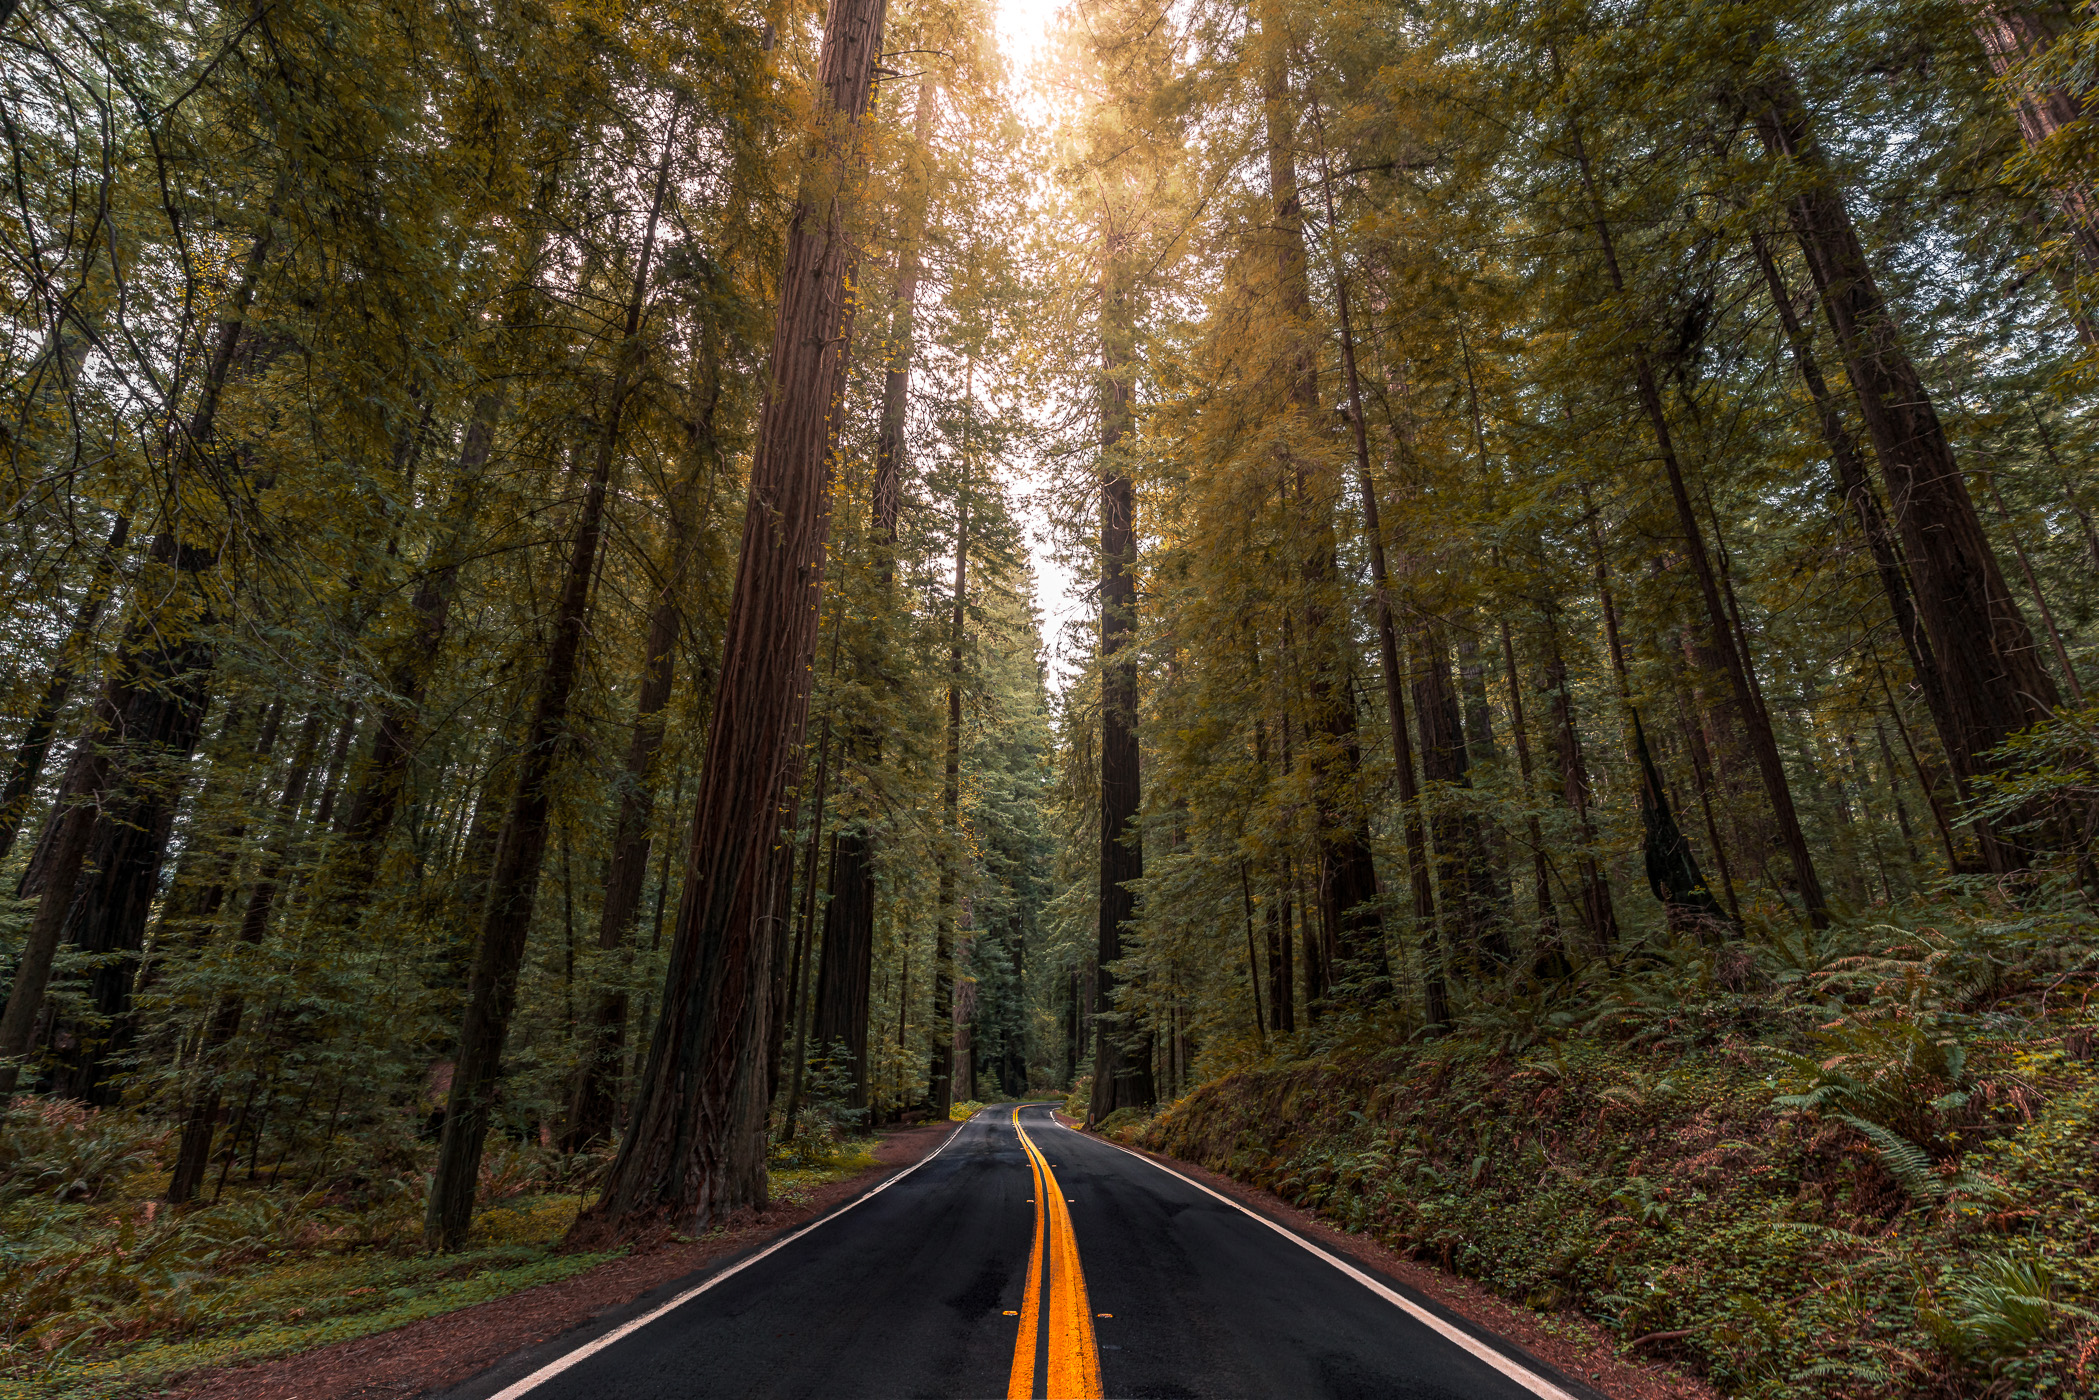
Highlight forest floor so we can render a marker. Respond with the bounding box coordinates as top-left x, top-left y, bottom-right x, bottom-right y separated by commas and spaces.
0, 1119, 956, 1400
1102, 897, 2099, 1400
